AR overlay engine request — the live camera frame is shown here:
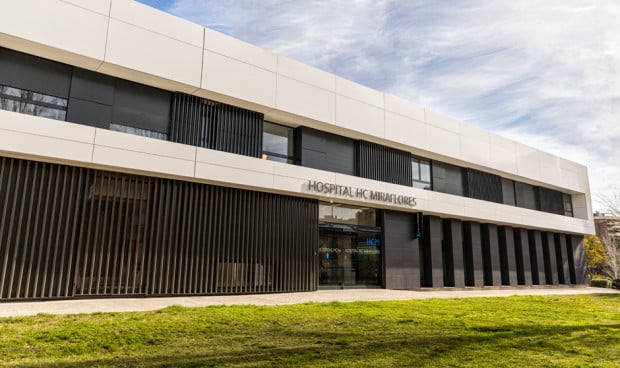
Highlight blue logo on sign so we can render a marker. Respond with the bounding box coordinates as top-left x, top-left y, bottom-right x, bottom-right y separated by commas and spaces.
365, 238, 380, 246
